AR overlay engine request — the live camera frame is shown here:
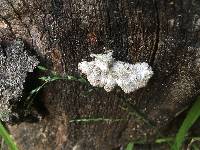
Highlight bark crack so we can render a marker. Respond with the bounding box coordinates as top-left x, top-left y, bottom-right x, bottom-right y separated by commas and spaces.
0, 15, 16, 37
5, 0, 33, 43
150, 0, 160, 66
